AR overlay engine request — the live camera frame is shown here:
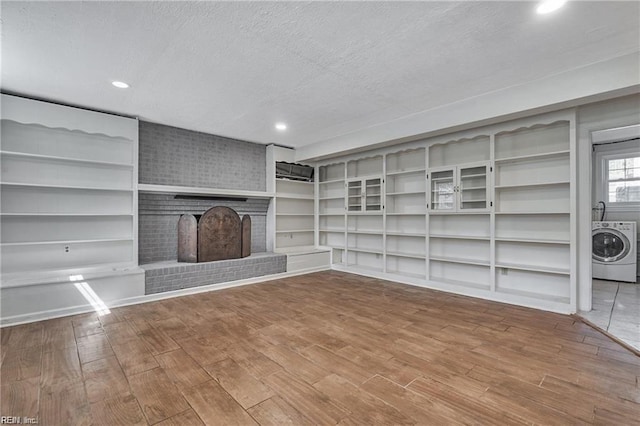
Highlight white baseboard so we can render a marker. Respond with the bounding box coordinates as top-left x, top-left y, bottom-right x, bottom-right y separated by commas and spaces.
0, 265, 330, 327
